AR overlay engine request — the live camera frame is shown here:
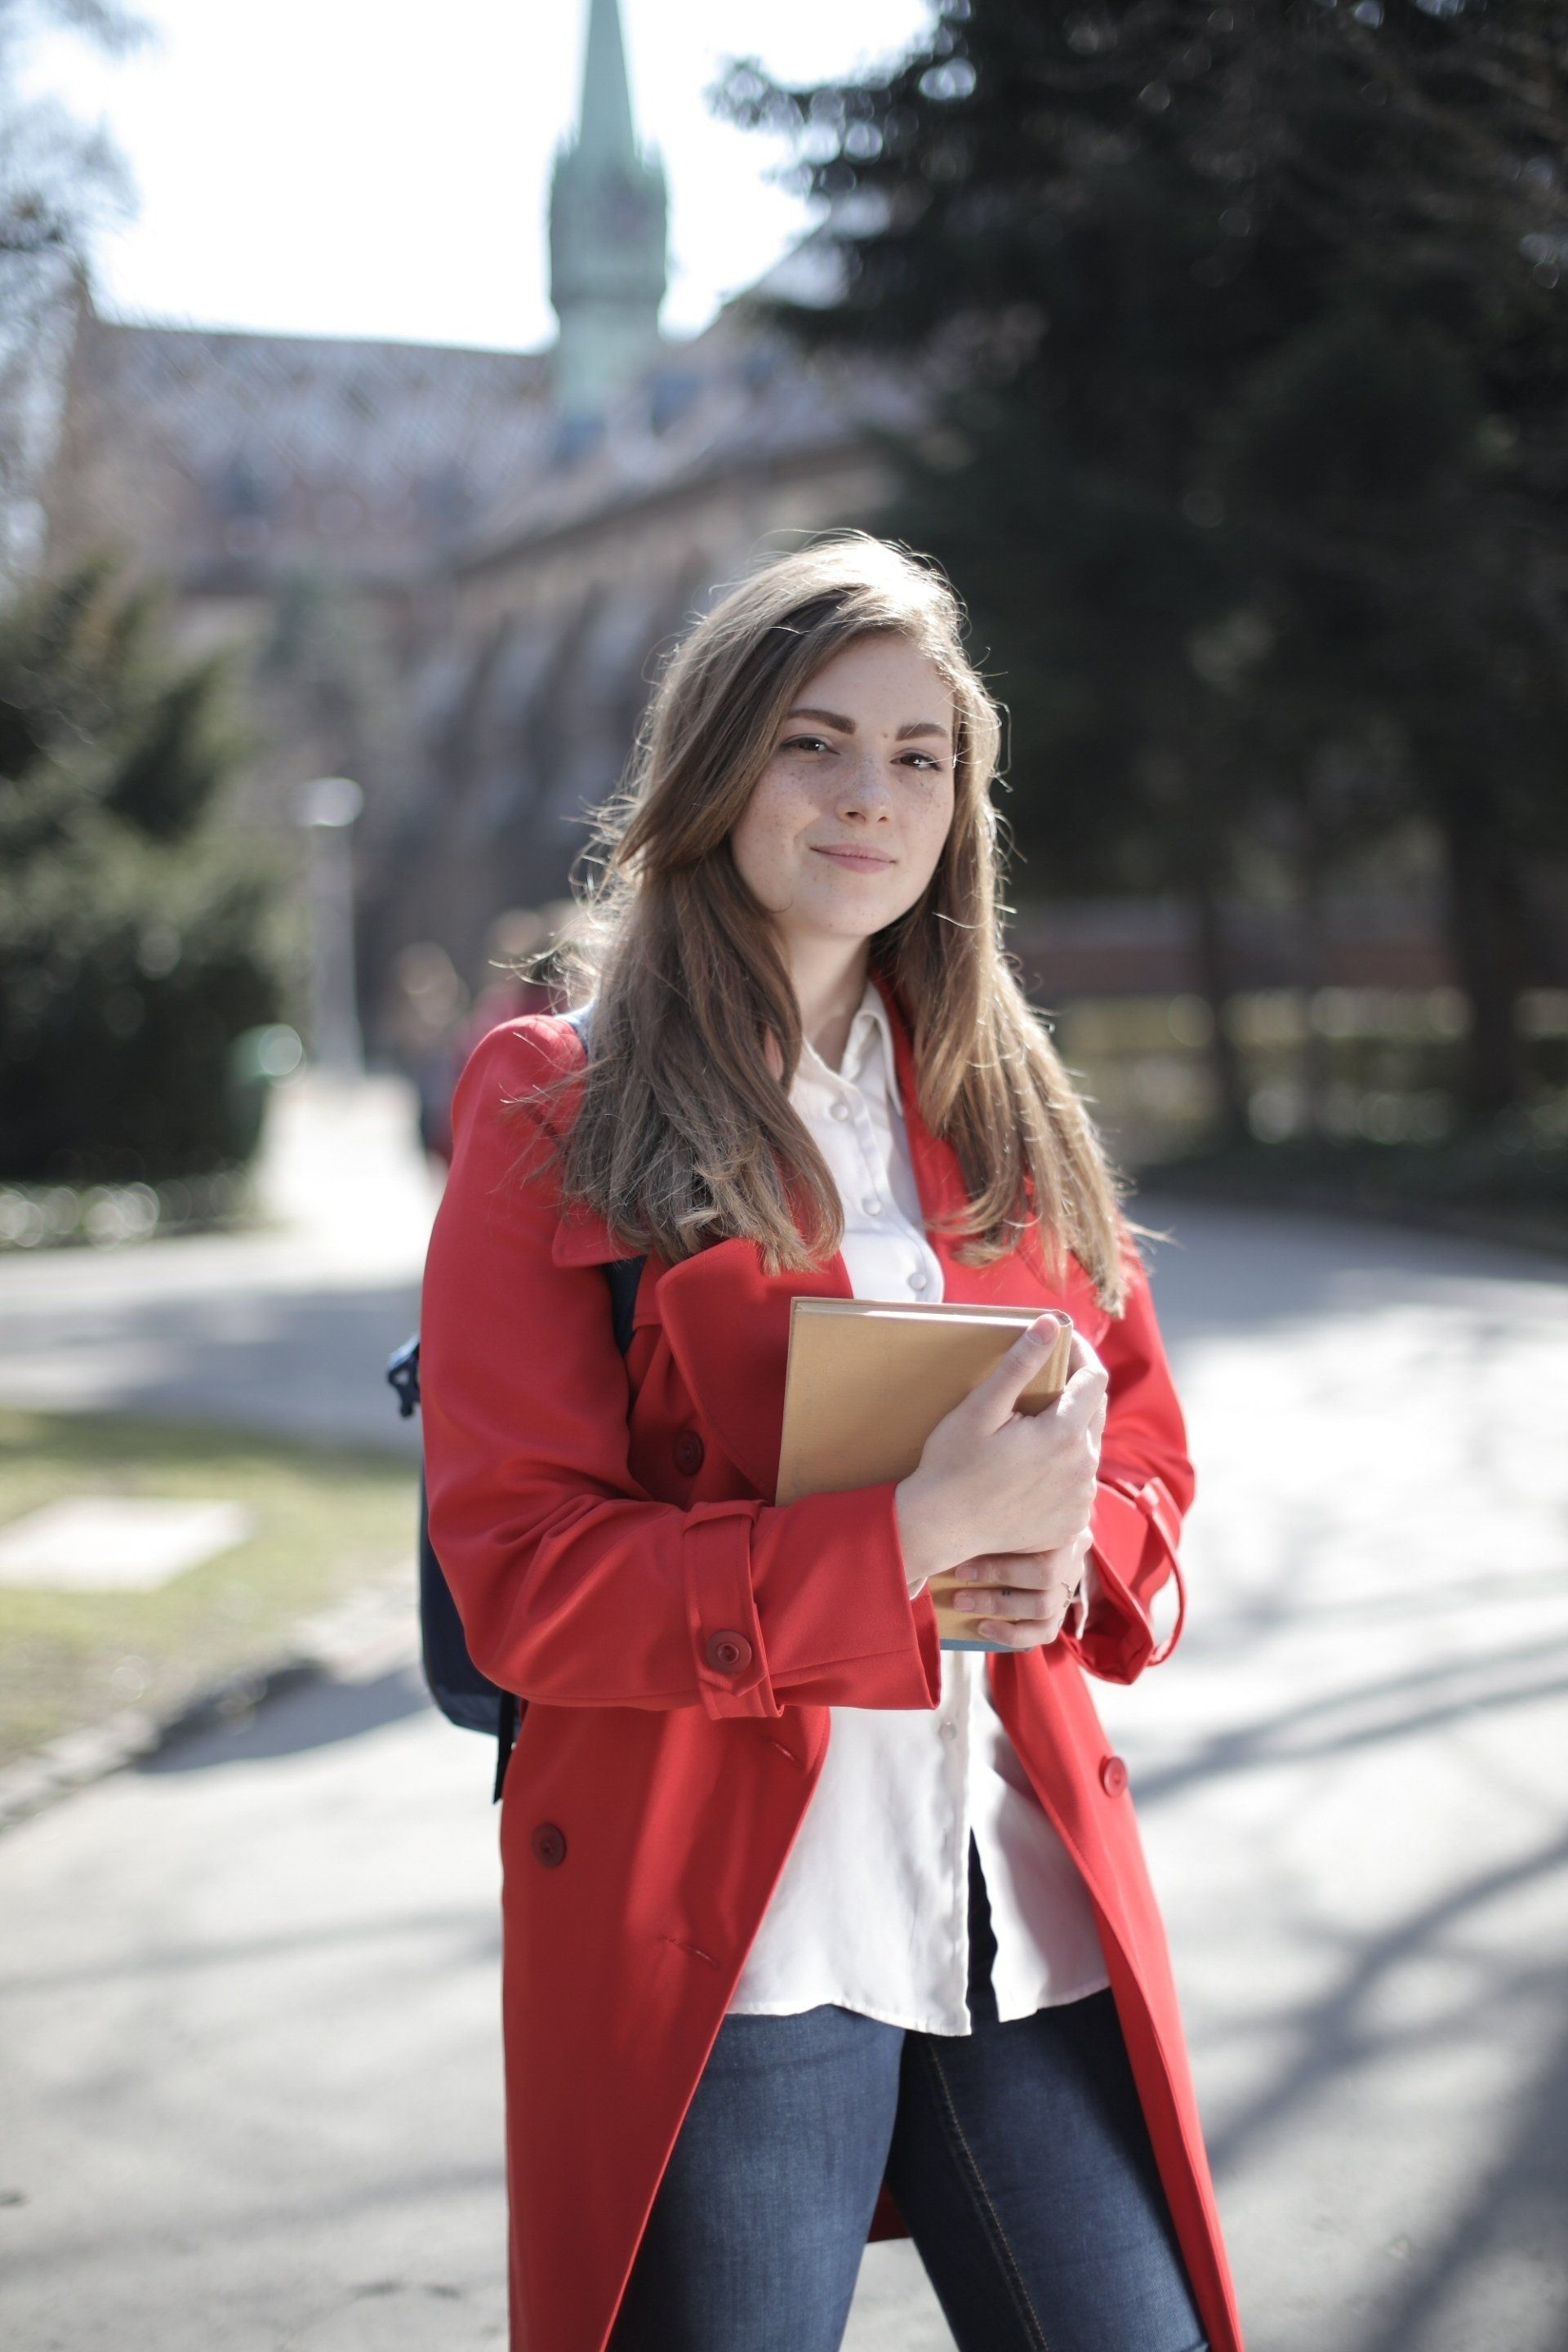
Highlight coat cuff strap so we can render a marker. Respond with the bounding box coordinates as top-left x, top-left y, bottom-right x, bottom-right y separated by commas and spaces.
684, 1503, 780, 1719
